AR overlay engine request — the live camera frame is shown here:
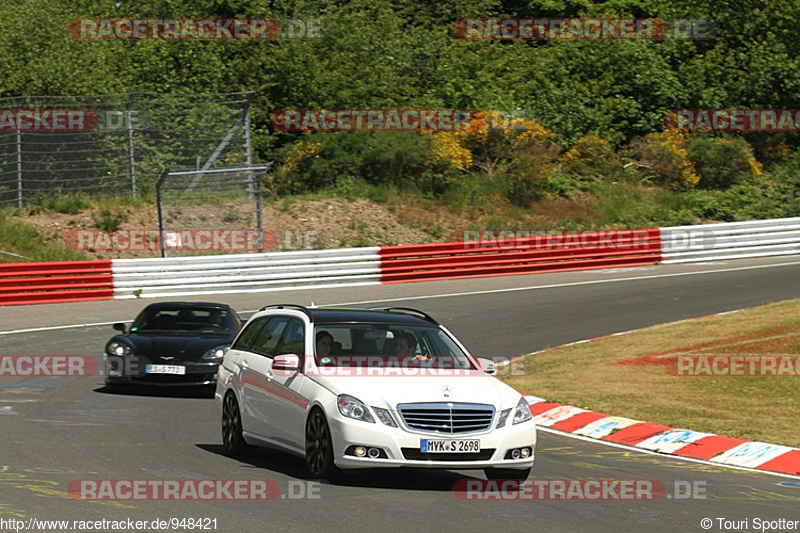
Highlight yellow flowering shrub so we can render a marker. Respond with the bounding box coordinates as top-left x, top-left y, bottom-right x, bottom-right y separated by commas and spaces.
561, 135, 621, 177
636, 130, 700, 189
